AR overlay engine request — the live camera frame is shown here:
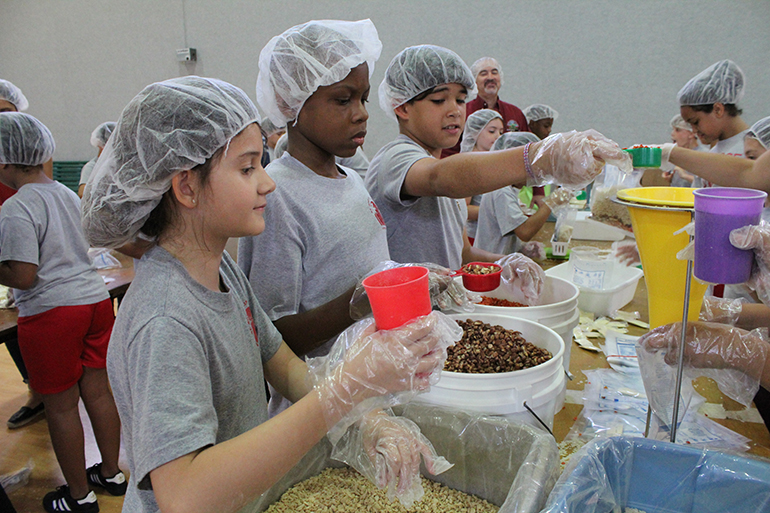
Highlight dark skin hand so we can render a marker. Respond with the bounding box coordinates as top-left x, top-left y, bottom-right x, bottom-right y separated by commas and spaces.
0, 260, 37, 290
